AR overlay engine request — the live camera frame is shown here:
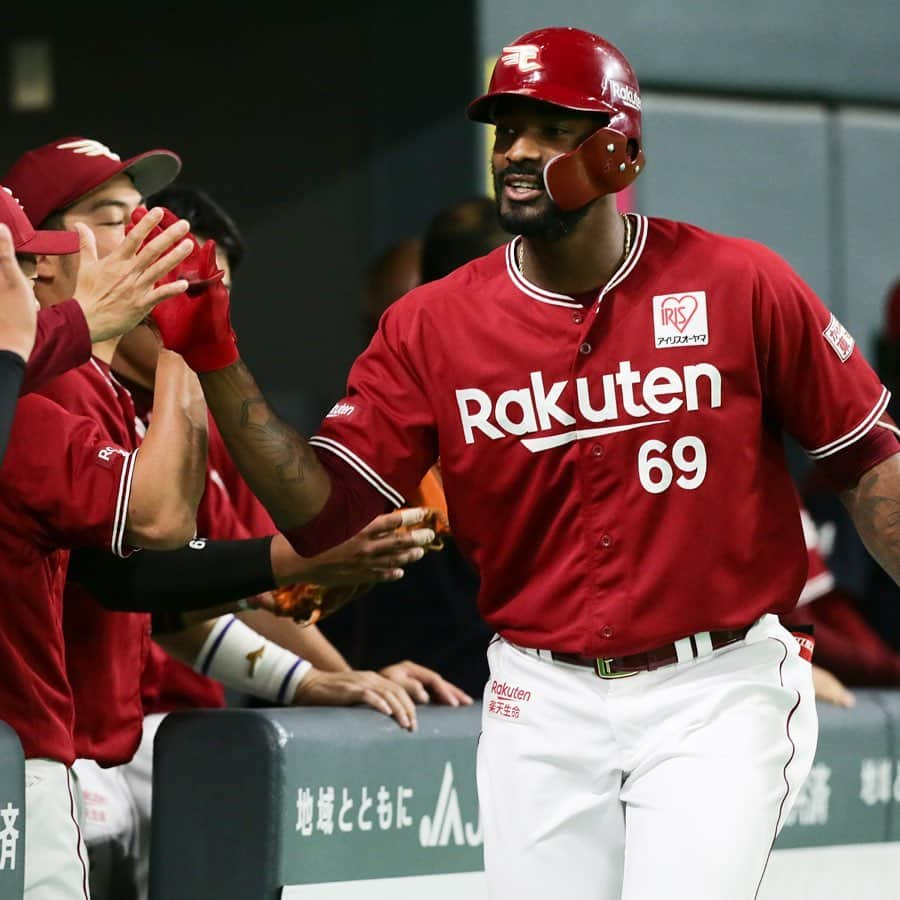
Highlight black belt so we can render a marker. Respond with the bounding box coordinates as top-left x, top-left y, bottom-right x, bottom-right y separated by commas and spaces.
550, 627, 752, 678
